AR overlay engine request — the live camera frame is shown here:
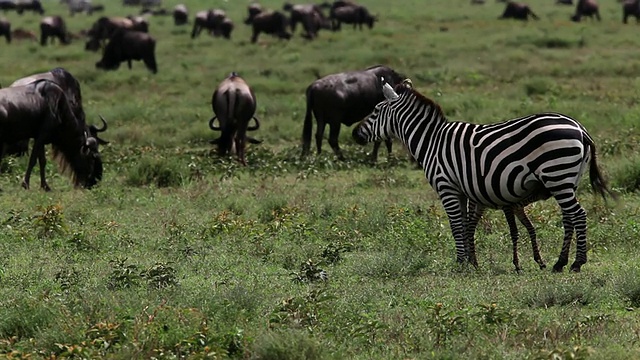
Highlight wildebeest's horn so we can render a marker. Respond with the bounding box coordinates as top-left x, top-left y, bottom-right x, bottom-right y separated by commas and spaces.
247, 137, 263, 144
247, 116, 260, 131
209, 116, 221, 130
96, 115, 108, 132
